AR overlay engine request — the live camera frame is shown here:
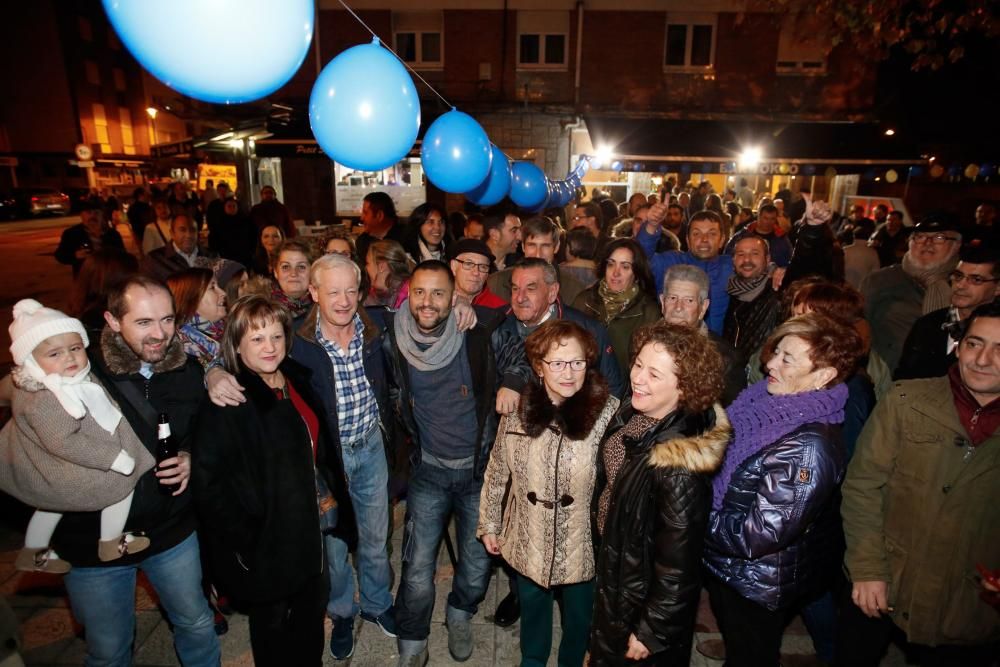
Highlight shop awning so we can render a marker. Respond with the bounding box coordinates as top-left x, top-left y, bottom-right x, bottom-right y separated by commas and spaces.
583, 116, 923, 174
